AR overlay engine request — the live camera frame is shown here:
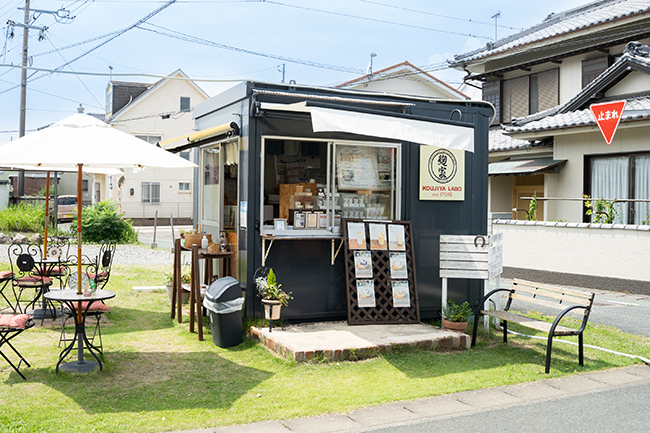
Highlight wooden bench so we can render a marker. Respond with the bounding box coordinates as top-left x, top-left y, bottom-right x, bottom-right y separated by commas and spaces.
471, 278, 595, 373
